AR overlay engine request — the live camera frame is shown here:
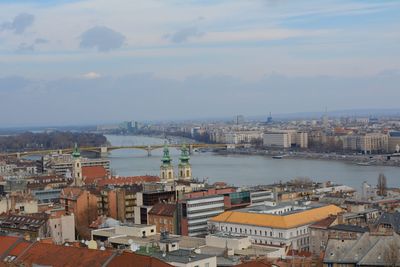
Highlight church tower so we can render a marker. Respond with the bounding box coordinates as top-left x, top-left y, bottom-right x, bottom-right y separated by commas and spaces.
72, 143, 84, 186
160, 143, 174, 182
178, 144, 192, 181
